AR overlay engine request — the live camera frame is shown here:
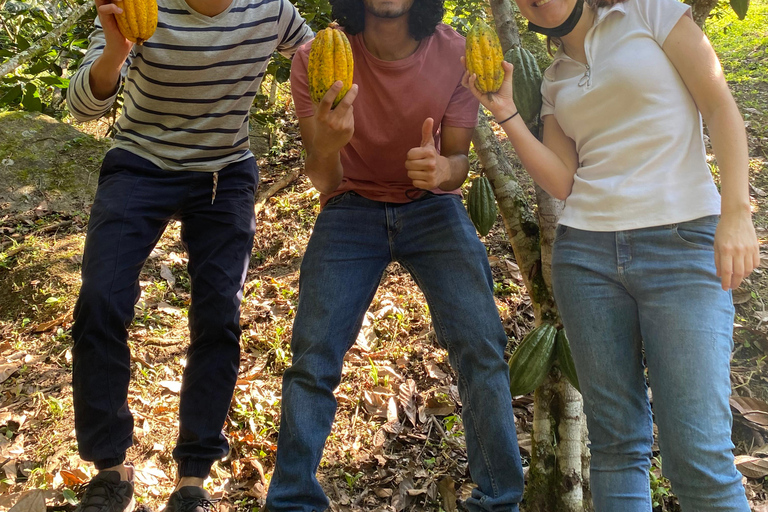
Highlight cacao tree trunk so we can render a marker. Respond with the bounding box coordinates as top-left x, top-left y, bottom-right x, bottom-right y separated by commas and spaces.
470, 3, 591, 509
691, 0, 719, 28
